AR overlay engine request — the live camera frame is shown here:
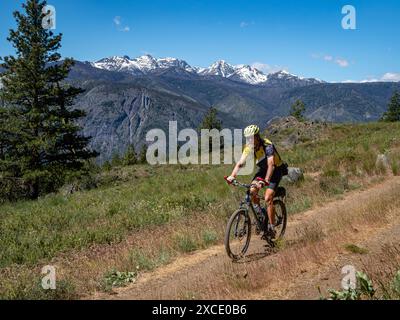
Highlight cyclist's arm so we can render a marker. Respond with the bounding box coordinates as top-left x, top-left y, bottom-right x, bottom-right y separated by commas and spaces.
230, 153, 248, 178
265, 156, 275, 183
264, 145, 276, 183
